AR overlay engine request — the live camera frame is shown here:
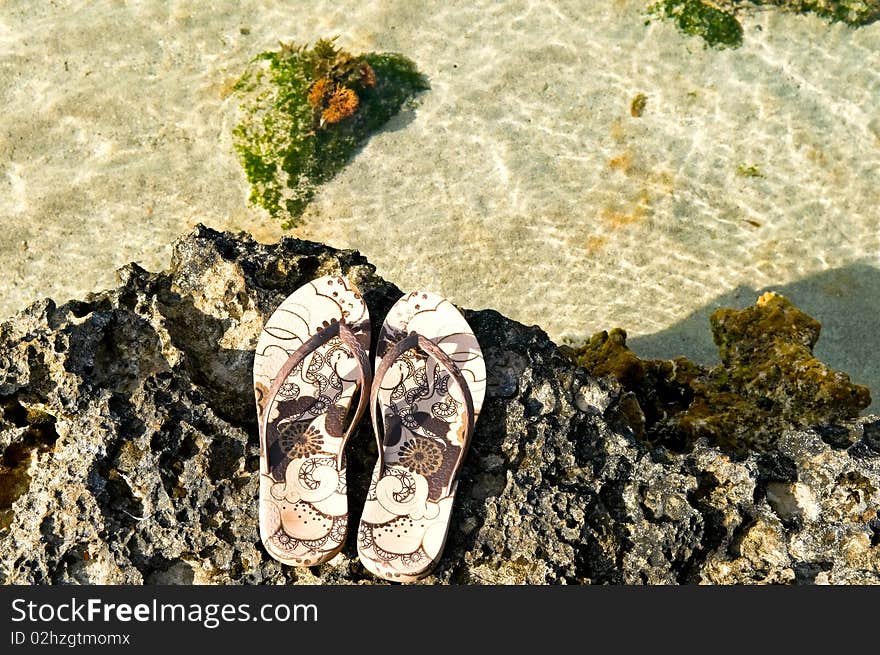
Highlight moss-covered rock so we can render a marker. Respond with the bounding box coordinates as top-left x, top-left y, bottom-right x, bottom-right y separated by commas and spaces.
756, 0, 880, 25
647, 1, 879, 50
566, 292, 871, 455
648, 0, 744, 48
232, 39, 428, 227
568, 328, 700, 440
